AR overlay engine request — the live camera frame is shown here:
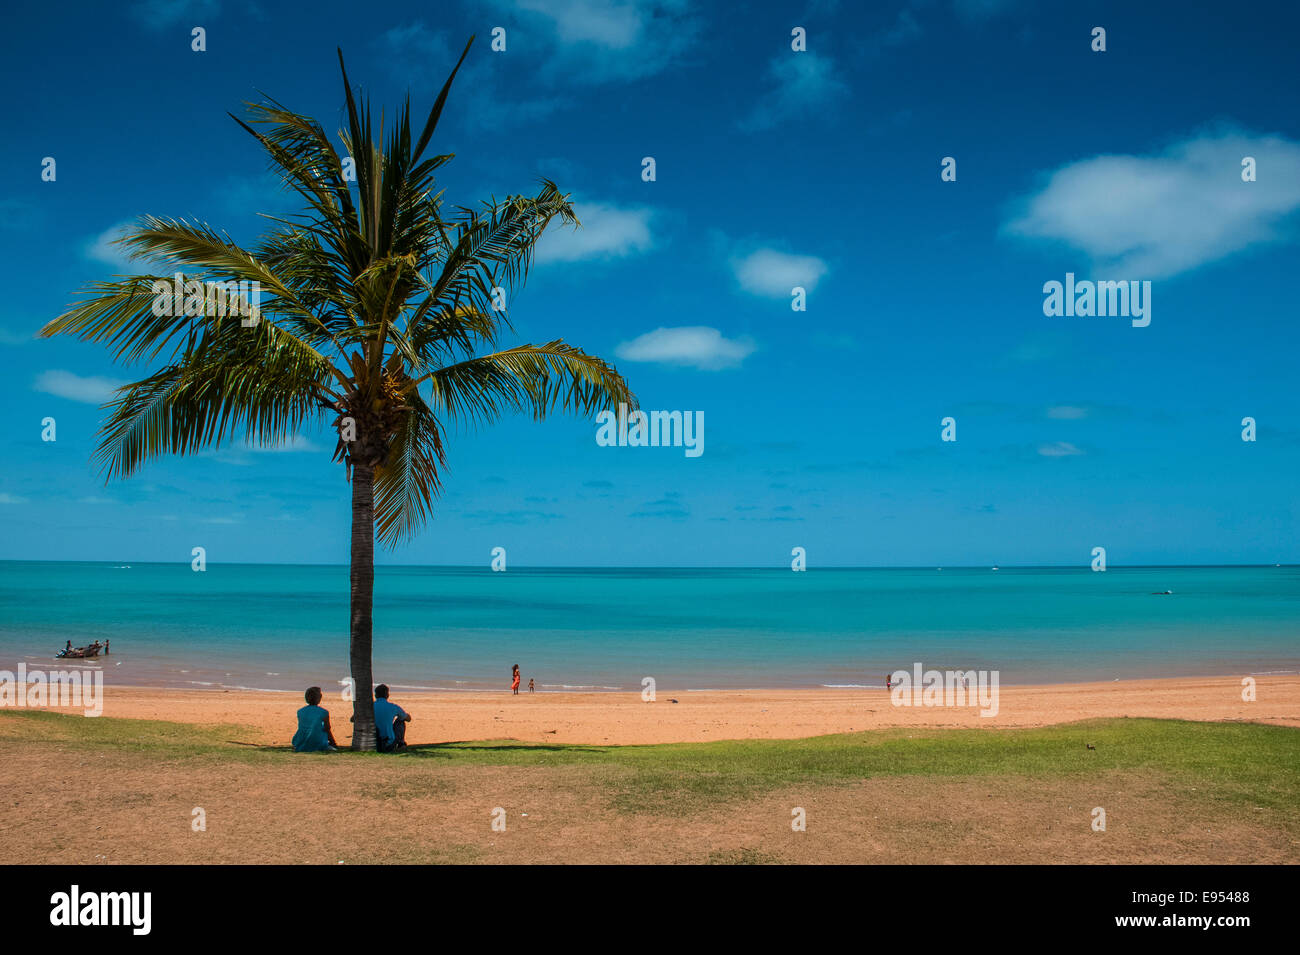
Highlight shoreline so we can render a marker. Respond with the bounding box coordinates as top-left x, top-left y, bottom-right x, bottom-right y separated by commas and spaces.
7, 652, 1299, 696
15, 673, 1300, 746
